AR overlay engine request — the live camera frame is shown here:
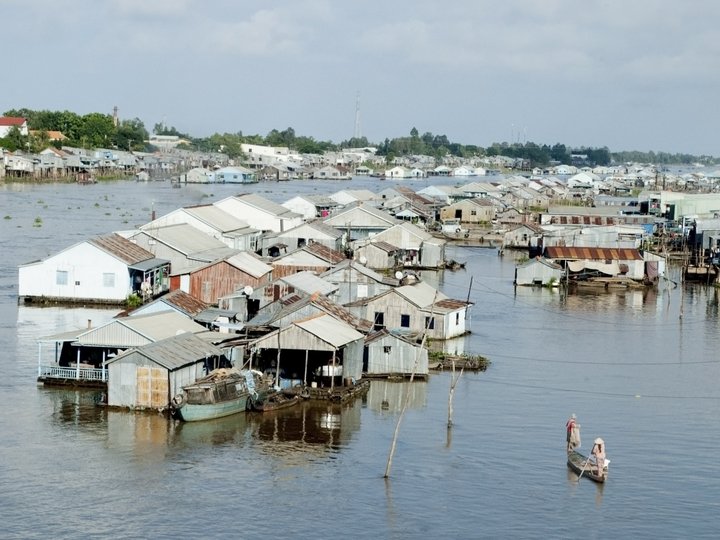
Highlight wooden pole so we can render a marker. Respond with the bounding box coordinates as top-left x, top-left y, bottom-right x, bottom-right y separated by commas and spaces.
304, 349, 309, 385
331, 348, 336, 390
275, 330, 281, 388
384, 292, 437, 478
447, 359, 465, 428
